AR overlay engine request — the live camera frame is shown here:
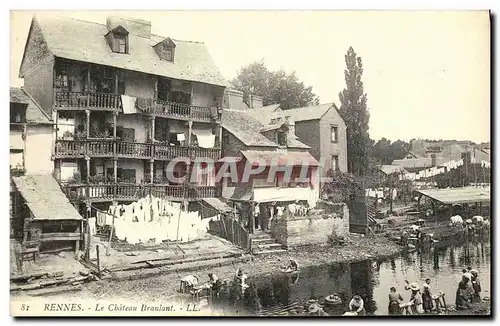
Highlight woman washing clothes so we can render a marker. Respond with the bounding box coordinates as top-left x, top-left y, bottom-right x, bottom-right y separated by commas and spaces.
404, 280, 422, 315
388, 287, 404, 315
421, 278, 434, 313
348, 295, 365, 316
470, 269, 481, 301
